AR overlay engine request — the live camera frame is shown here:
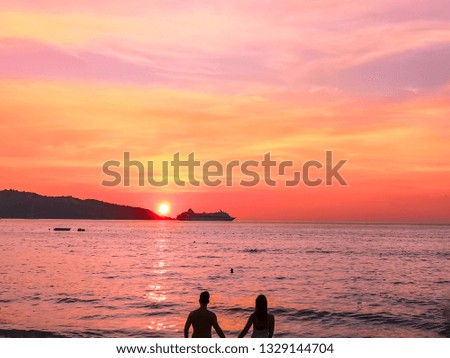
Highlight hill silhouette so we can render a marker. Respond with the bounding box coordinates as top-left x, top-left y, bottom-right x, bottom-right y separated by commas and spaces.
0, 190, 168, 220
